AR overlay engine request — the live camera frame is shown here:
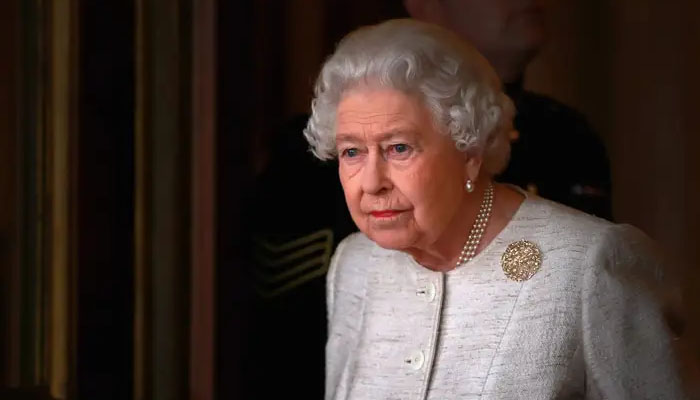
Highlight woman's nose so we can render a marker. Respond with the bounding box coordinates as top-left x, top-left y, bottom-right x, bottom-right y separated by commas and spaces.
361, 151, 391, 194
